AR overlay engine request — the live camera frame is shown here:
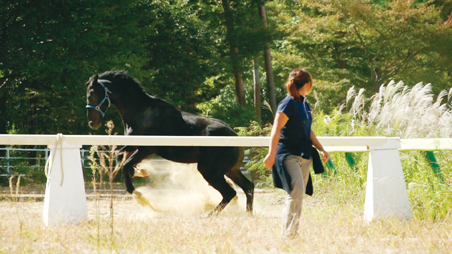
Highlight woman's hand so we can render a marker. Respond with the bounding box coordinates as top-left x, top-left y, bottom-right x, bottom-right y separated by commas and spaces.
263, 152, 276, 169
320, 150, 329, 163
311, 130, 329, 164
